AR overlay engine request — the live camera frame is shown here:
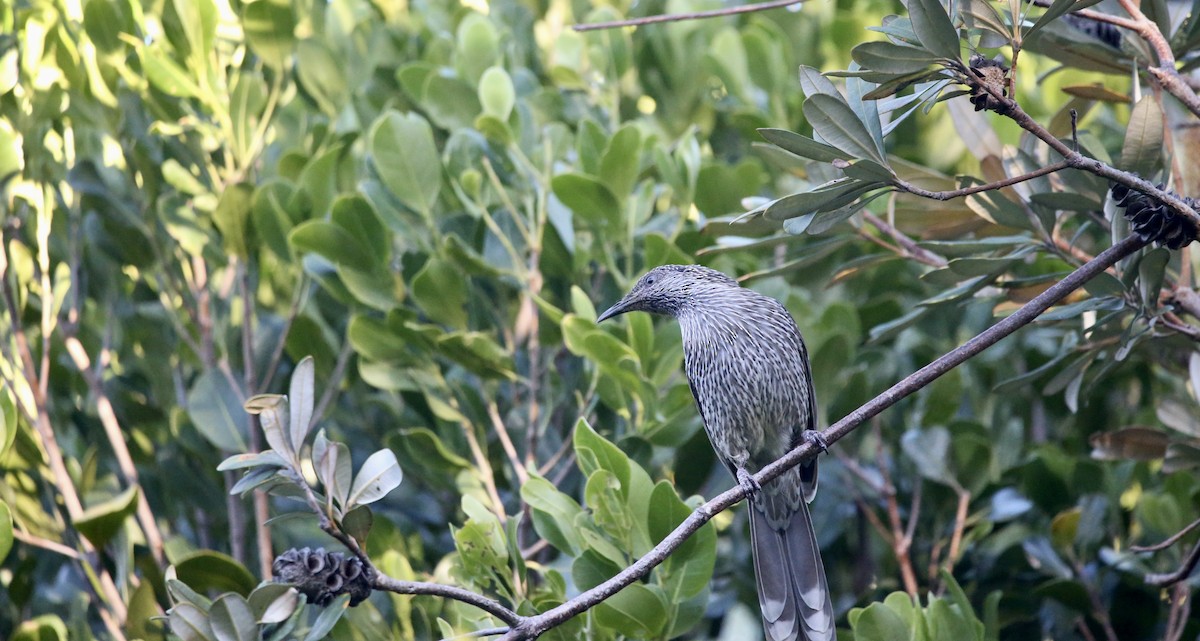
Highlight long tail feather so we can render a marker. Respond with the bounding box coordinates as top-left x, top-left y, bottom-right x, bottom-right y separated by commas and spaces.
750, 497, 834, 641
